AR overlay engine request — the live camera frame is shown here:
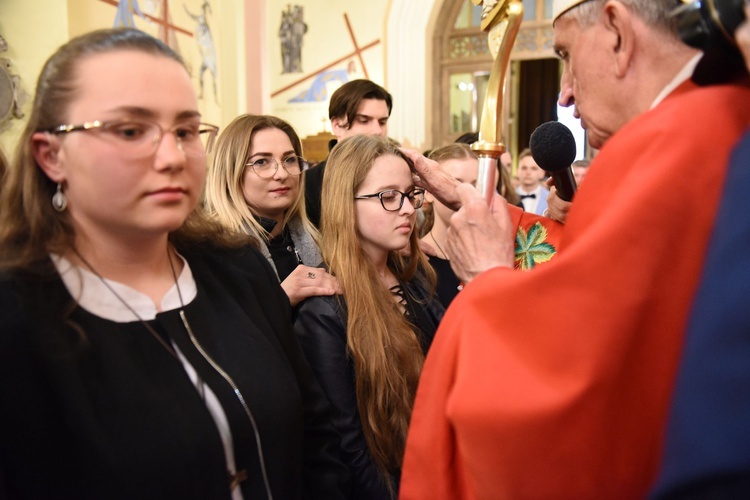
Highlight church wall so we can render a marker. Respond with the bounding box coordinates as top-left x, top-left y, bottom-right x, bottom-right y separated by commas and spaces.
0, 0, 246, 157
0, 0, 439, 159
265, 0, 388, 143
243, 0, 266, 115
0, 0, 69, 155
